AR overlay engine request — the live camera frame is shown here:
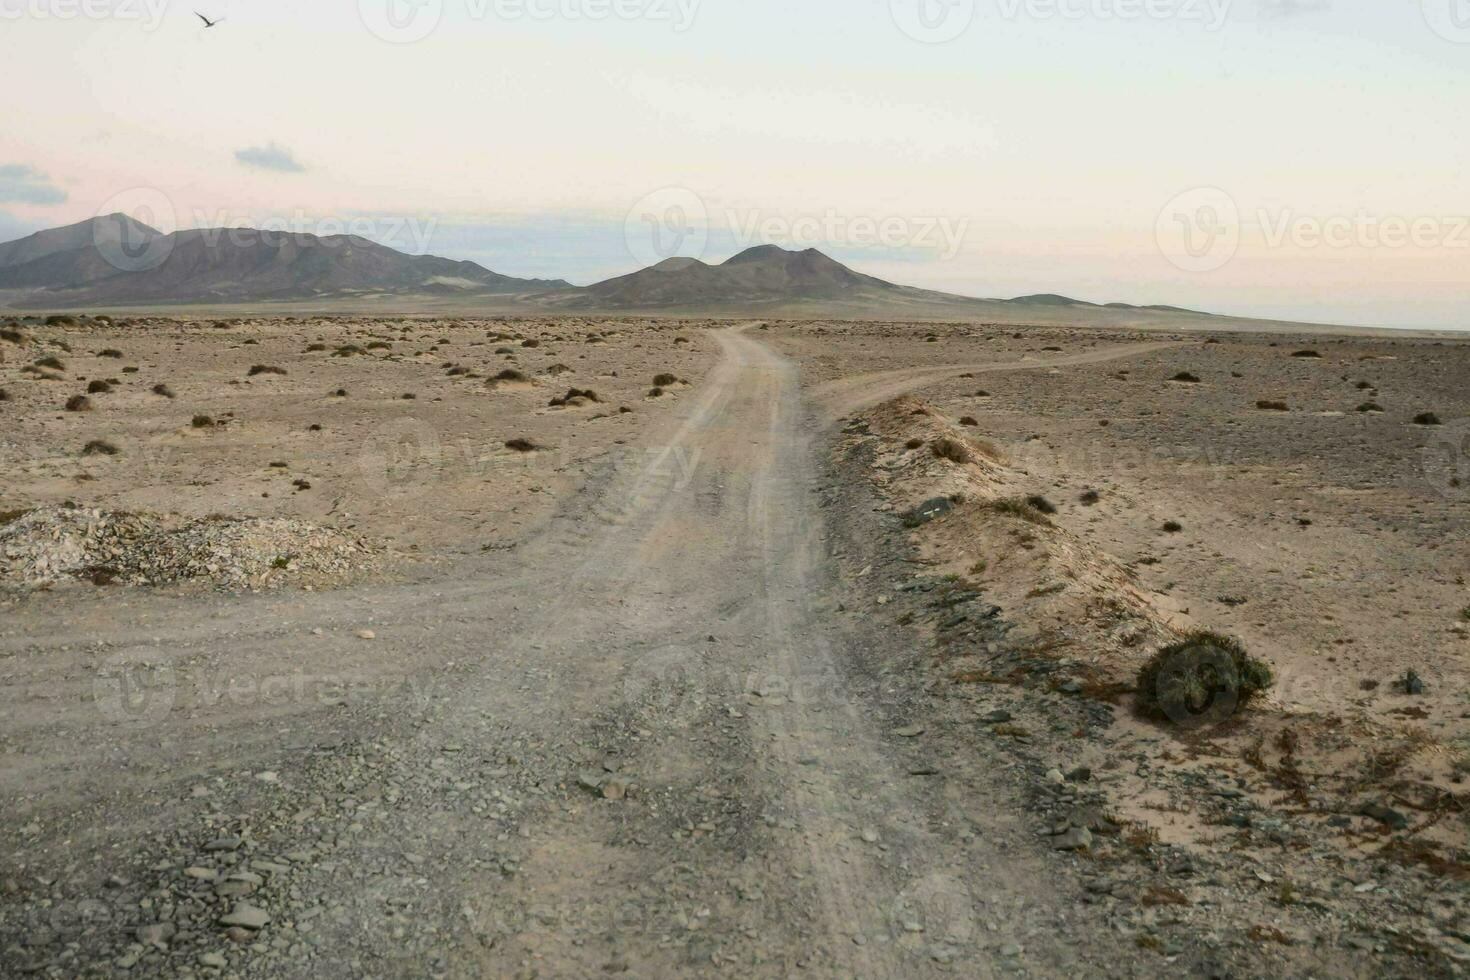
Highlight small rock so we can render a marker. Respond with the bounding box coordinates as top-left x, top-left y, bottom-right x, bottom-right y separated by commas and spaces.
219, 903, 271, 930
136, 922, 176, 948
1051, 827, 1092, 851
1359, 802, 1409, 830
355, 629, 376, 640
